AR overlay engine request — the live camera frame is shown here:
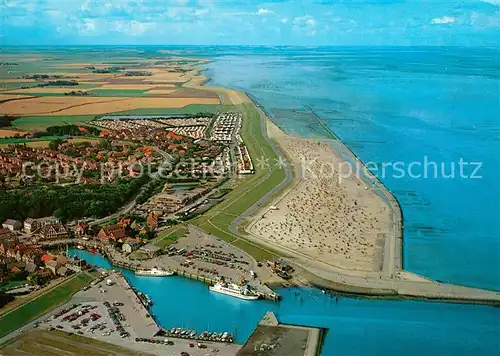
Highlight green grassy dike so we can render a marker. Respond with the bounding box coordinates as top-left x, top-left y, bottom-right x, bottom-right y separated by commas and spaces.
0, 273, 93, 339
192, 101, 287, 261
